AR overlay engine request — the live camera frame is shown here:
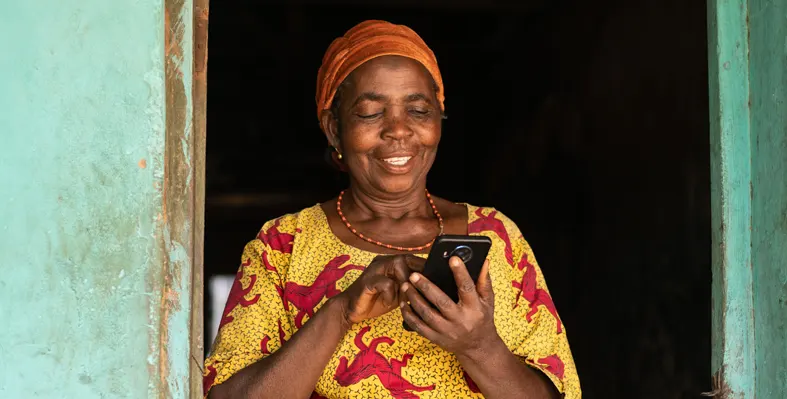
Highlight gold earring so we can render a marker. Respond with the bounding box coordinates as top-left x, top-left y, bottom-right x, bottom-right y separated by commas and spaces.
337, 153, 343, 160
334, 147, 342, 160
